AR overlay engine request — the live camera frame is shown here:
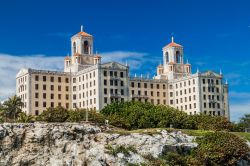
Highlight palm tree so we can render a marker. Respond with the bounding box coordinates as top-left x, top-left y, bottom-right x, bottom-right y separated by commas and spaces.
3, 95, 23, 122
